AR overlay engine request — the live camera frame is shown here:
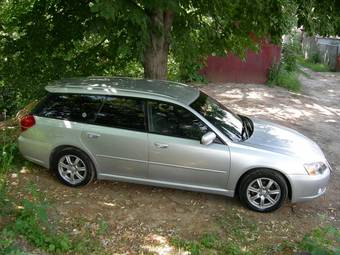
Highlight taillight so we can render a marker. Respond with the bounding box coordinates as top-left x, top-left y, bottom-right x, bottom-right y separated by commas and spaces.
20, 115, 36, 132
